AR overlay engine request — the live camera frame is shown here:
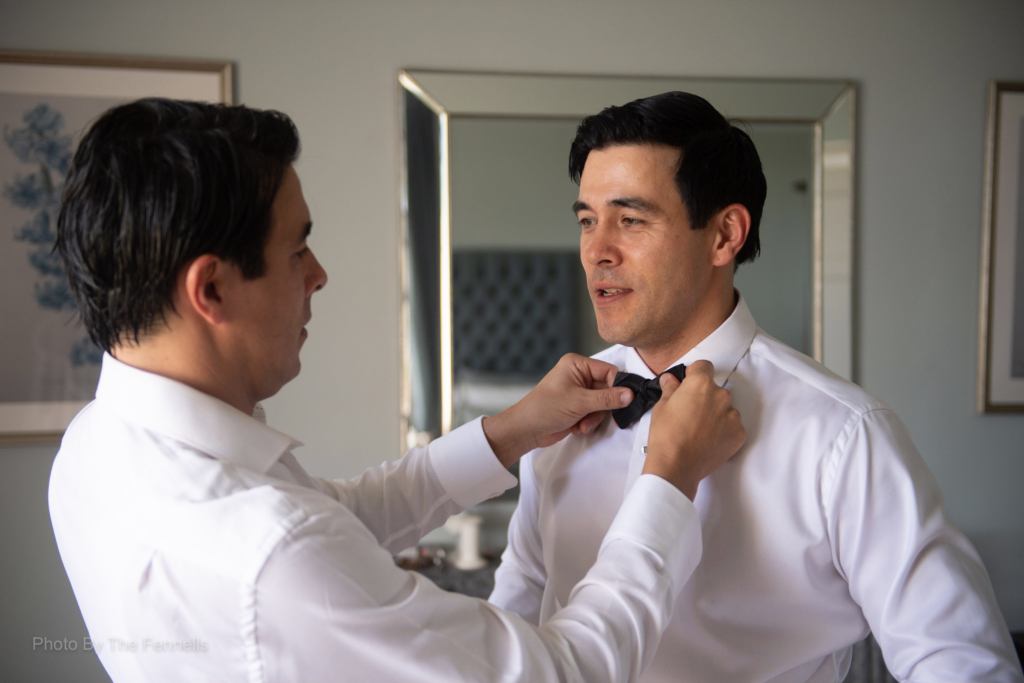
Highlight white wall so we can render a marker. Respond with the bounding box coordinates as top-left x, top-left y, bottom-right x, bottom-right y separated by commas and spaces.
2, 1, 1023, 678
